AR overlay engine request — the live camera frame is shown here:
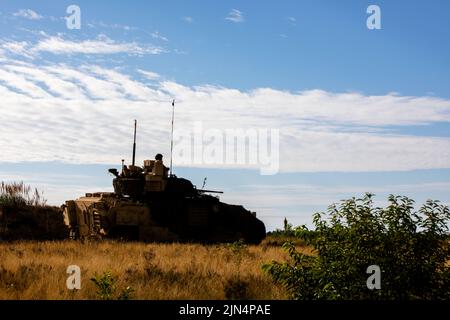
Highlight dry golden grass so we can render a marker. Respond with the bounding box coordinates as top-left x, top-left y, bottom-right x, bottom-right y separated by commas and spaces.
0, 240, 314, 300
